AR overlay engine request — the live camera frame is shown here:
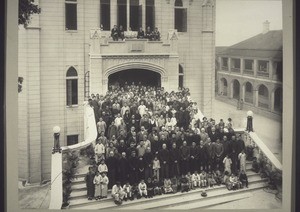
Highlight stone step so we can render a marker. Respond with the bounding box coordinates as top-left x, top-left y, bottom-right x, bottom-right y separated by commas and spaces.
162, 190, 254, 210
71, 170, 259, 197
69, 177, 267, 209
